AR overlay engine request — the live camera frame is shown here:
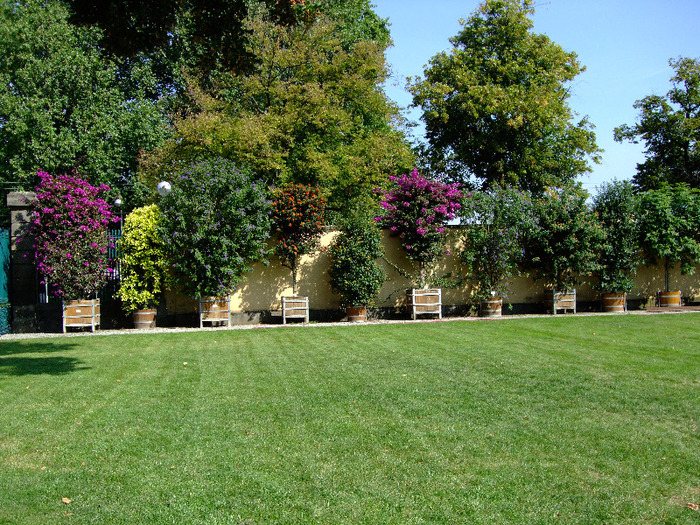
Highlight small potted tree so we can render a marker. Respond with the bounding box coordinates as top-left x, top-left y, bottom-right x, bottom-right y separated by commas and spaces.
159, 158, 272, 327
29, 171, 116, 331
637, 184, 700, 307
524, 184, 604, 314
116, 204, 171, 328
591, 180, 640, 311
271, 184, 326, 323
328, 217, 387, 322
460, 187, 530, 316
375, 169, 463, 319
